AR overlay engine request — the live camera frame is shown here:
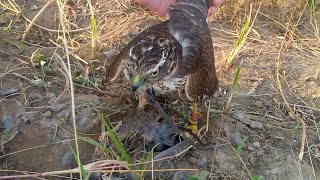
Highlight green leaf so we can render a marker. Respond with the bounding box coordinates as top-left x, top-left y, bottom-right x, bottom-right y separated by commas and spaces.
93, 105, 133, 164
308, 0, 315, 10
79, 136, 117, 157
253, 175, 262, 180
189, 177, 200, 180
139, 147, 154, 171
70, 145, 87, 179
236, 136, 248, 155
225, 61, 243, 111
226, 15, 250, 65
